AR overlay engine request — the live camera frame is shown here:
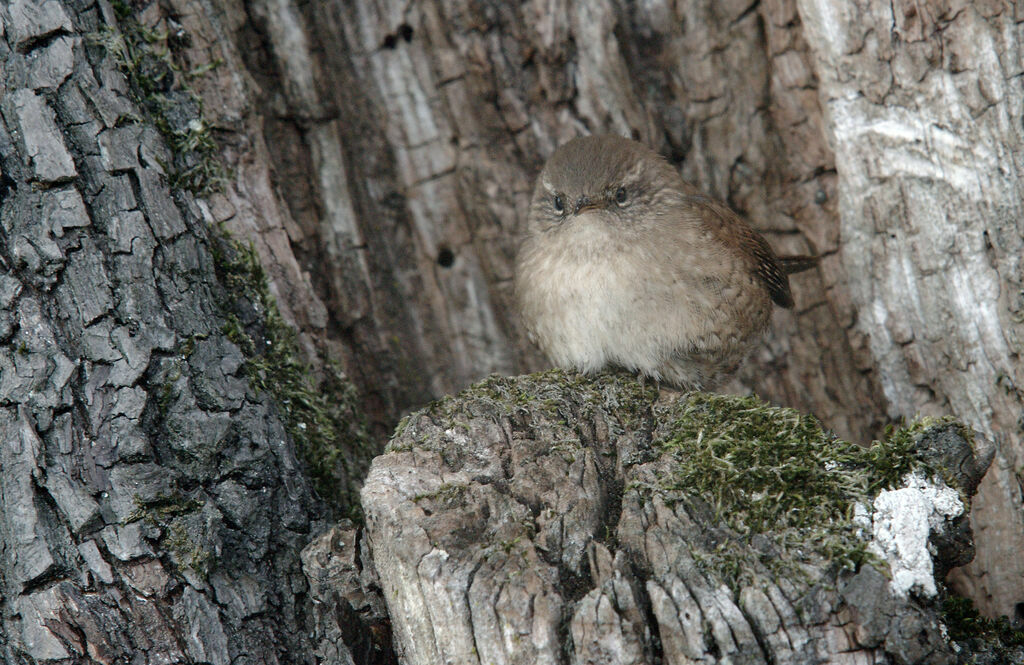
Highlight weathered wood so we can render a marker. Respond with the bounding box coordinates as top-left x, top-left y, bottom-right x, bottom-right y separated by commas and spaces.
361, 372, 995, 665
